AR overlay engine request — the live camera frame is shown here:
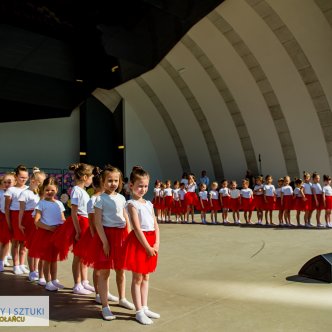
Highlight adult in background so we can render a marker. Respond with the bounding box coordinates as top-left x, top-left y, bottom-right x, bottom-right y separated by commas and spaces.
199, 170, 210, 189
